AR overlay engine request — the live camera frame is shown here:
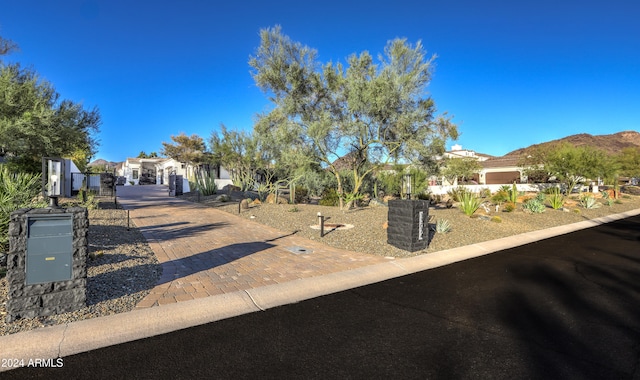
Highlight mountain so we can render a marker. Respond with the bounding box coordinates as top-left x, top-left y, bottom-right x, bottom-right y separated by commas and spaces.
504, 131, 640, 157
88, 159, 120, 168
